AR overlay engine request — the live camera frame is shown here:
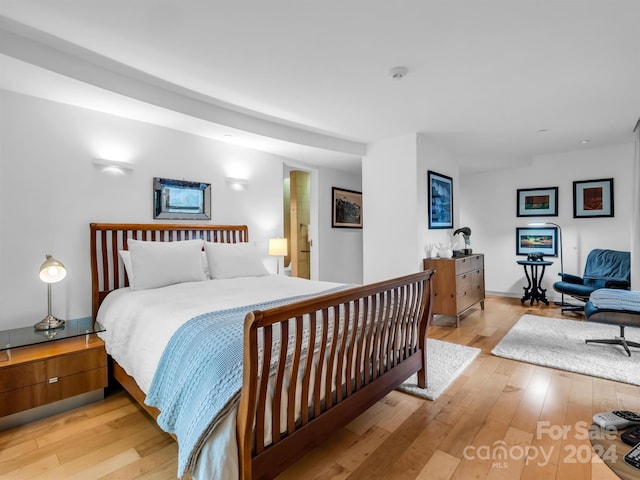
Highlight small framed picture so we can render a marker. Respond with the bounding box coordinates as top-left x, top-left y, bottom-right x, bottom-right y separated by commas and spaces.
153, 177, 211, 220
428, 170, 453, 229
573, 178, 614, 218
516, 187, 558, 217
331, 187, 362, 228
516, 227, 558, 257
